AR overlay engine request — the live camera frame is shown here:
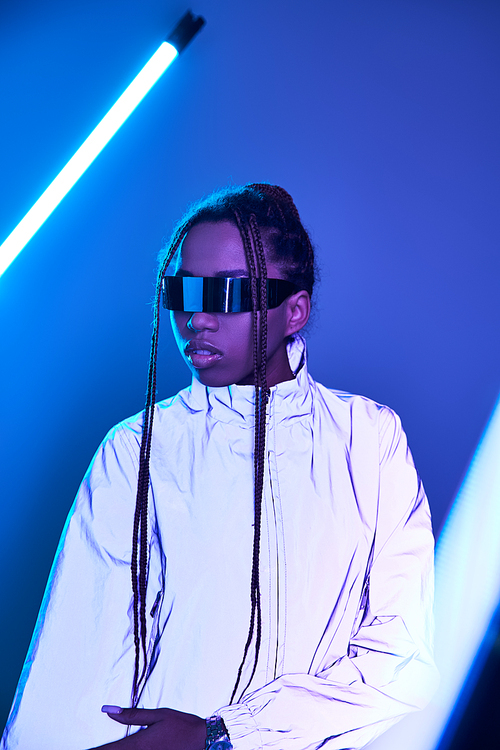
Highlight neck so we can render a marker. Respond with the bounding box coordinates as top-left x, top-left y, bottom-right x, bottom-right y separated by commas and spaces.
237, 342, 295, 388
